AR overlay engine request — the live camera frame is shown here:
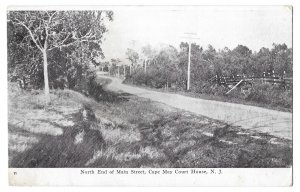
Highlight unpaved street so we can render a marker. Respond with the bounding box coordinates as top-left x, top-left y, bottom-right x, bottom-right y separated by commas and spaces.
99, 74, 292, 140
